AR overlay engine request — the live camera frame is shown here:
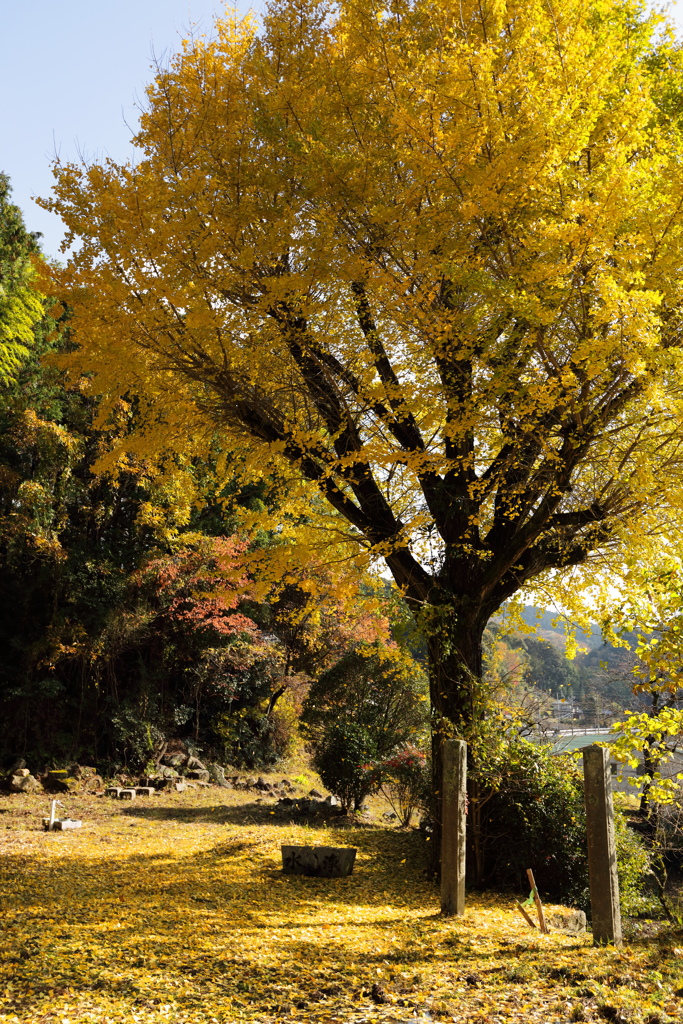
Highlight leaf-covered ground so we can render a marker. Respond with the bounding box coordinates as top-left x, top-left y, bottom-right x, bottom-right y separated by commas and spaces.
2, 782, 683, 1024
